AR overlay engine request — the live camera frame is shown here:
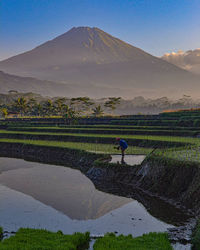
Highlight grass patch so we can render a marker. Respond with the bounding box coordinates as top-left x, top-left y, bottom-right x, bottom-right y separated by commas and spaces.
7, 124, 200, 130
0, 130, 197, 145
151, 145, 200, 164
192, 220, 200, 250
0, 138, 151, 155
0, 227, 3, 241
6, 126, 197, 136
93, 232, 172, 250
0, 228, 89, 250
